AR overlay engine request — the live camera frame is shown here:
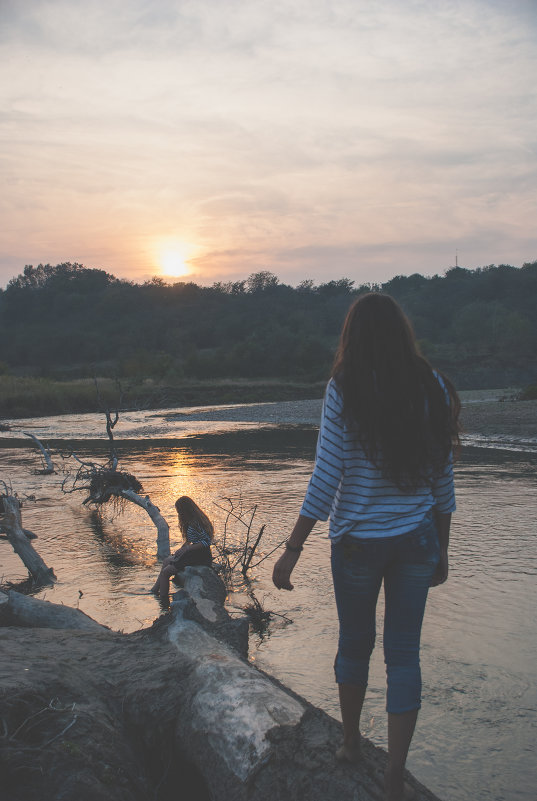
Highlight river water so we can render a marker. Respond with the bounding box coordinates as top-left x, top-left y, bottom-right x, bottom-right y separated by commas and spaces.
1, 406, 536, 801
